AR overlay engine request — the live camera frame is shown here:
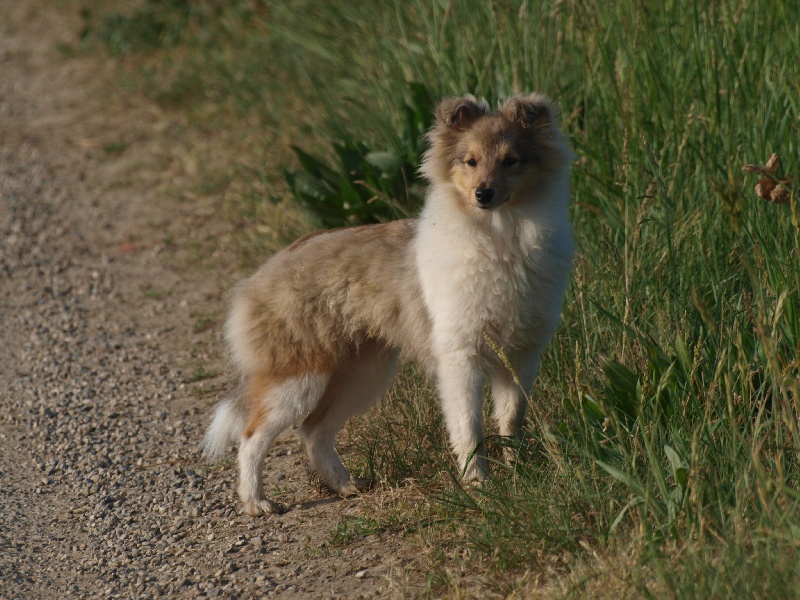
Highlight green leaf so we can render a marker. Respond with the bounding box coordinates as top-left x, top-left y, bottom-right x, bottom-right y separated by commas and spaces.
675, 336, 692, 379
664, 445, 689, 489
601, 360, 640, 425
365, 151, 402, 174
609, 497, 644, 533
581, 394, 606, 422
595, 459, 643, 495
